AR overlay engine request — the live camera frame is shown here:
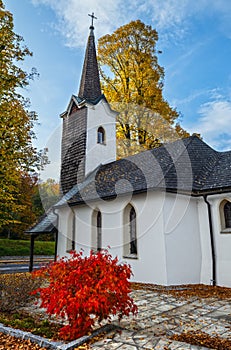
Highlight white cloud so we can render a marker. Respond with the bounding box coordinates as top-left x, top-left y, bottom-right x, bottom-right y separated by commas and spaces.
31, 0, 127, 47
172, 89, 207, 106
30, 0, 231, 152
146, 0, 231, 46
189, 98, 231, 150
31, 0, 231, 49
